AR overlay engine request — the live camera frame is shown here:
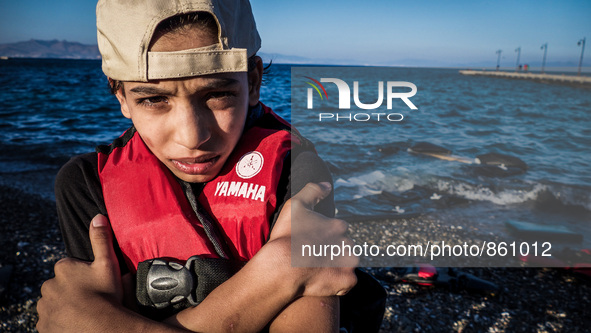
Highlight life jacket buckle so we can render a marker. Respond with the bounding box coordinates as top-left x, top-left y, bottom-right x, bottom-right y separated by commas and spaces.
143, 258, 198, 309
136, 255, 245, 314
